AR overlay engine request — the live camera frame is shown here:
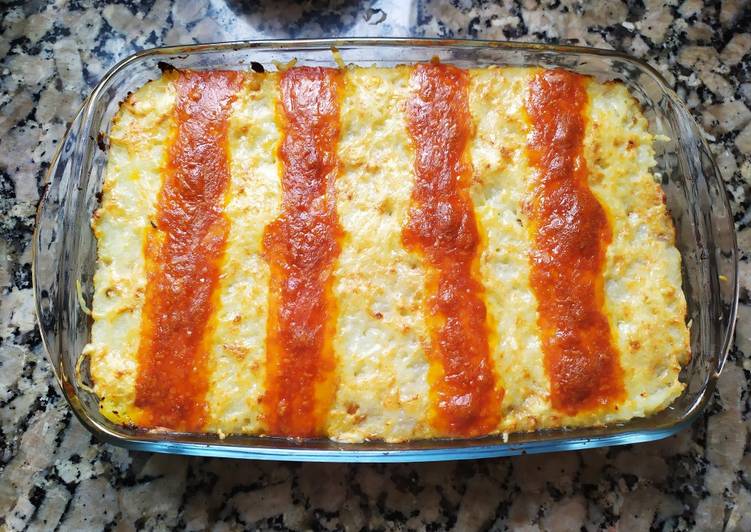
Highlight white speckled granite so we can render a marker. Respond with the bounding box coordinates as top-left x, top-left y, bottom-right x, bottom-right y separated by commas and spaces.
1, 1, 749, 530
